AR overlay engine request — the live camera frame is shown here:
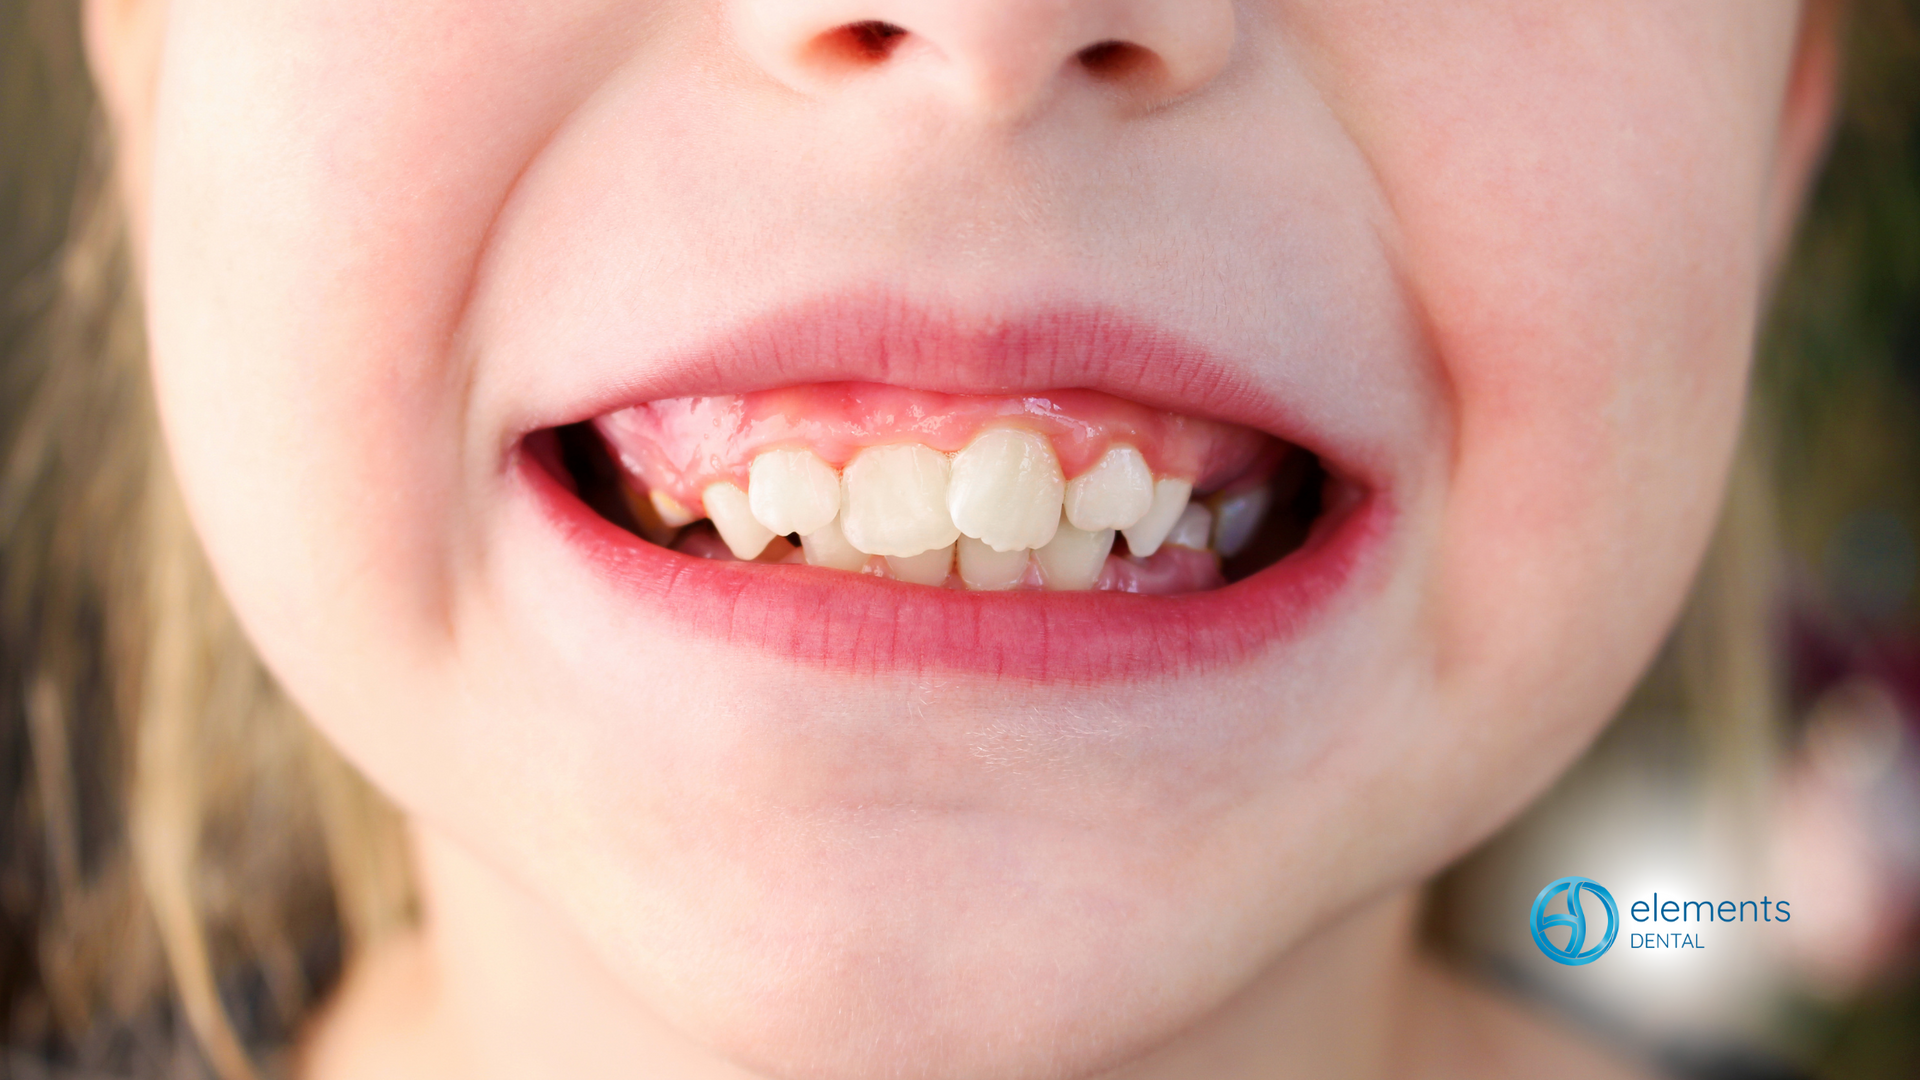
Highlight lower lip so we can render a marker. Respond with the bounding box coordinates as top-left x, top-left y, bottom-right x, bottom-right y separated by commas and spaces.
518, 448, 1389, 683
